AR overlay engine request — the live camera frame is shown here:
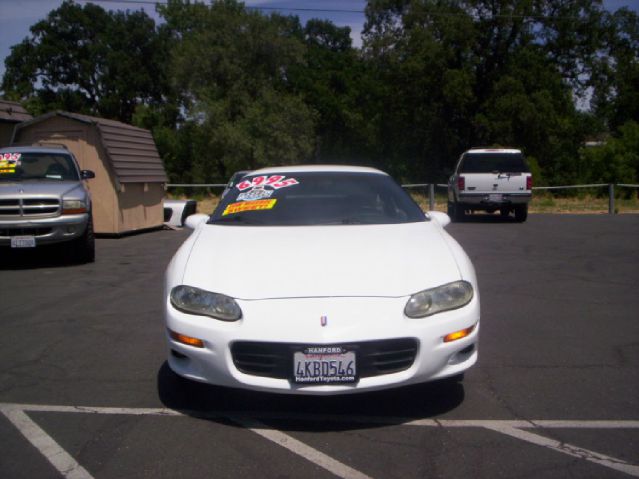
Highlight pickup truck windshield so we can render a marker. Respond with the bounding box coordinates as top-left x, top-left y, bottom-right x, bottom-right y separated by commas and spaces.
0, 152, 79, 181
210, 171, 426, 226
460, 153, 529, 173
